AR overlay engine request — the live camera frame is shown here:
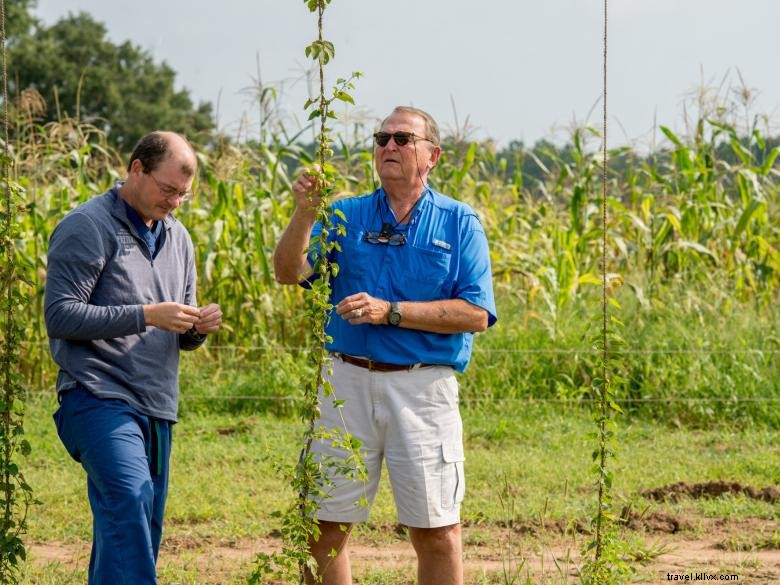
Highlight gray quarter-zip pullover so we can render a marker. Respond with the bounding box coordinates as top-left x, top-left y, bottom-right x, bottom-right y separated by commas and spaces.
45, 187, 204, 421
